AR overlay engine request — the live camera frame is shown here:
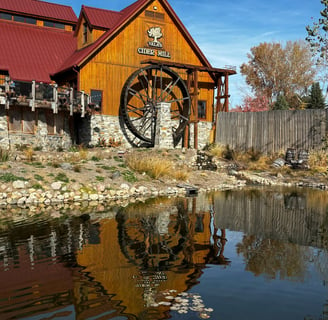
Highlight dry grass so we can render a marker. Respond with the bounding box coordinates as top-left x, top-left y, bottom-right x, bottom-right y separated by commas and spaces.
65, 147, 89, 163
125, 153, 189, 181
208, 144, 226, 158
308, 150, 328, 173
24, 147, 34, 162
